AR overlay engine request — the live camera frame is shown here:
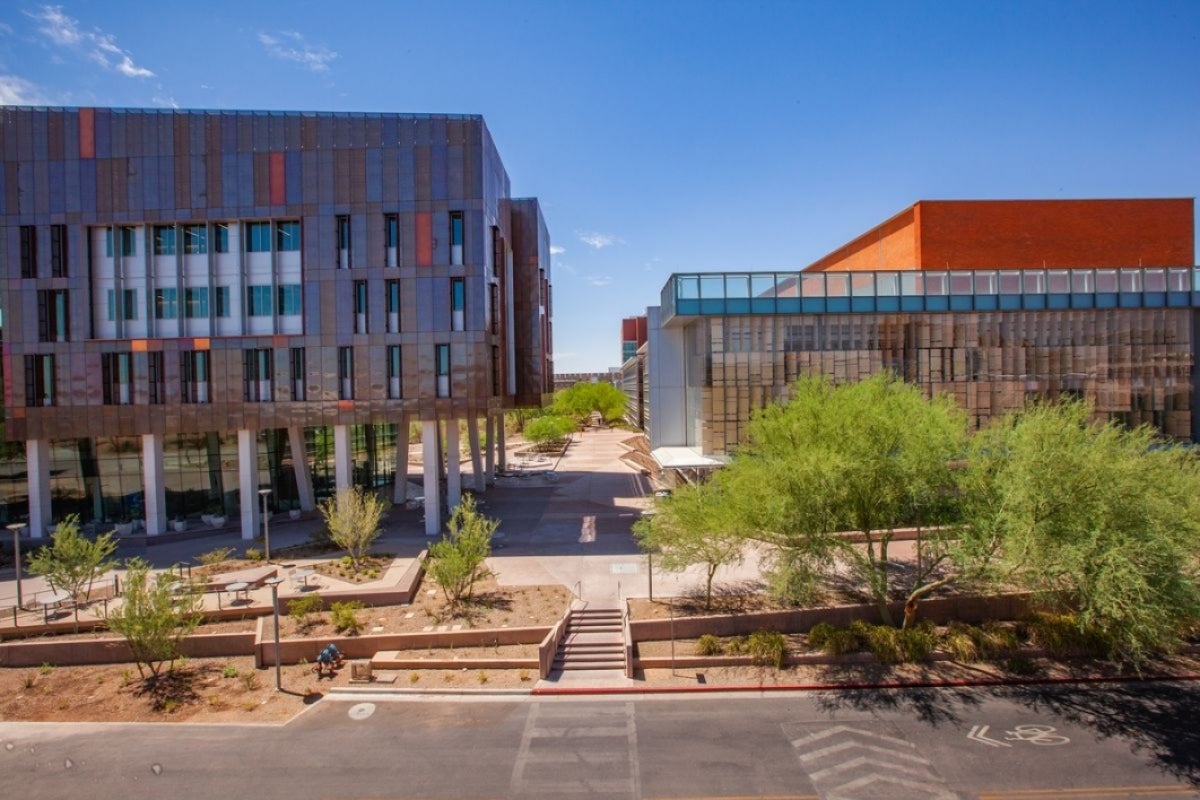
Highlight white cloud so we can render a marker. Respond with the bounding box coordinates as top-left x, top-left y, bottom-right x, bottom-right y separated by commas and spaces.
577, 231, 623, 249
549, 245, 566, 256
0, 74, 55, 105
585, 275, 613, 287
259, 31, 337, 73
0, 22, 14, 35
26, 5, 154, 78
152, 94, 179, 109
